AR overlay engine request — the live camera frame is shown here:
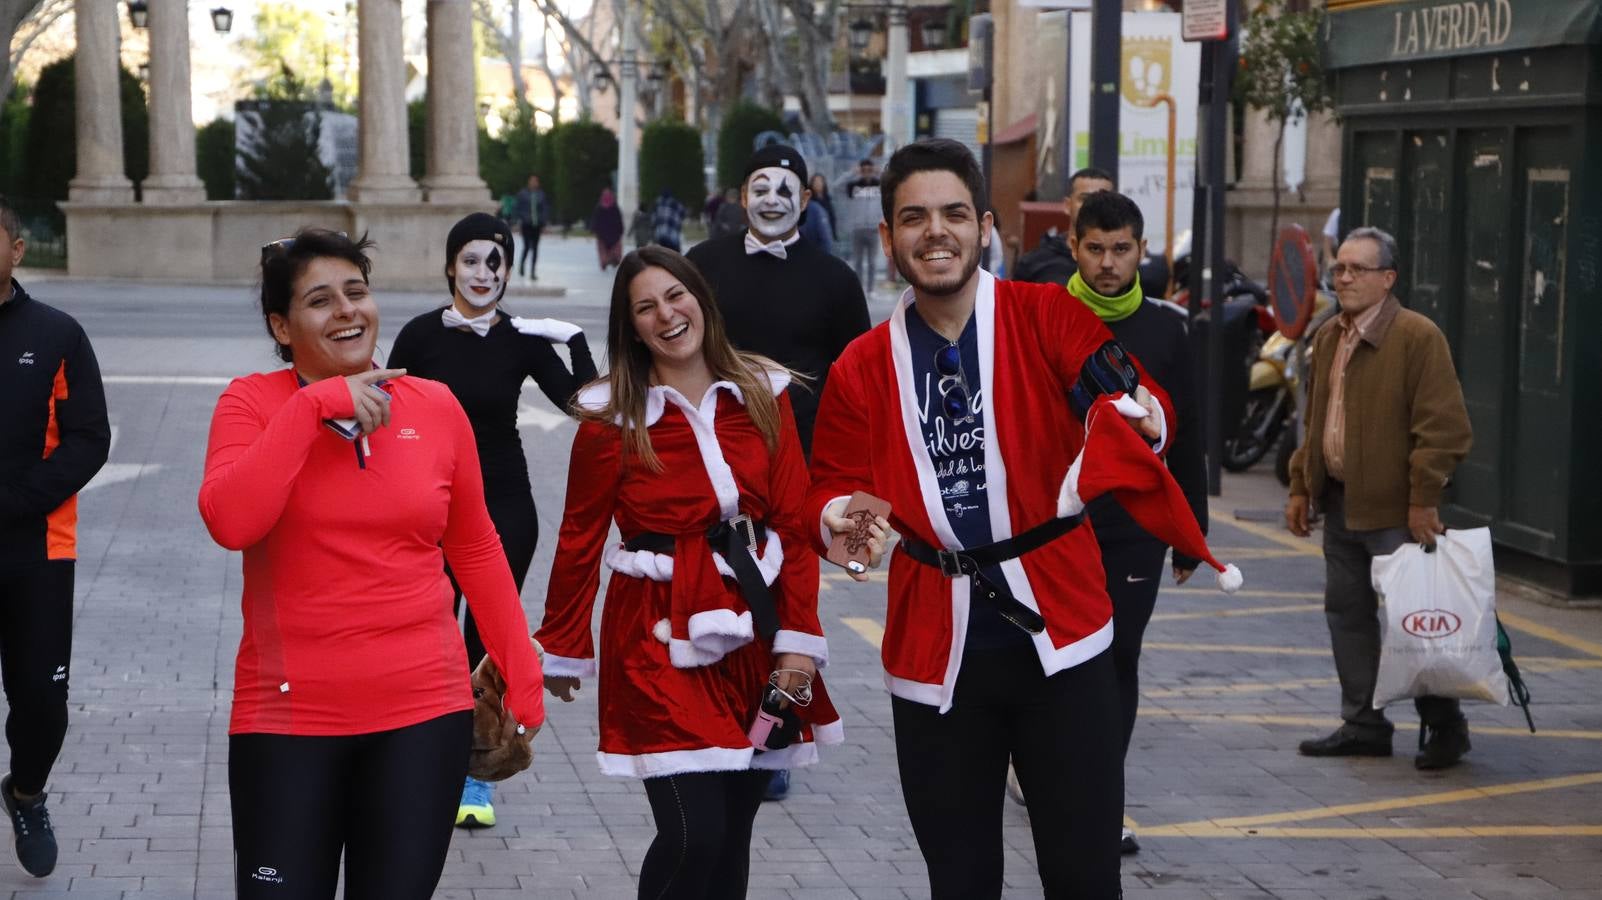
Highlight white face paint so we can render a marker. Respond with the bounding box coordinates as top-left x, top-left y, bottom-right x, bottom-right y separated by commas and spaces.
452, 239, 508, 310
743, 166, 806, 240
